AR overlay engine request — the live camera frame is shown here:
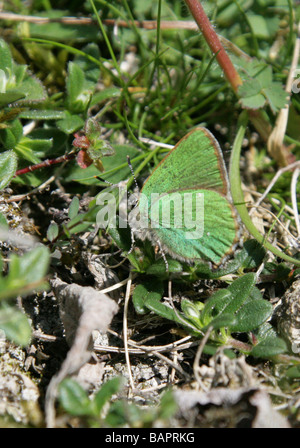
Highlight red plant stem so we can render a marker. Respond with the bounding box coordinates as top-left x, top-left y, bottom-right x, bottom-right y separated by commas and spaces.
184, 0, 243, 92
14, 153, 76, 177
